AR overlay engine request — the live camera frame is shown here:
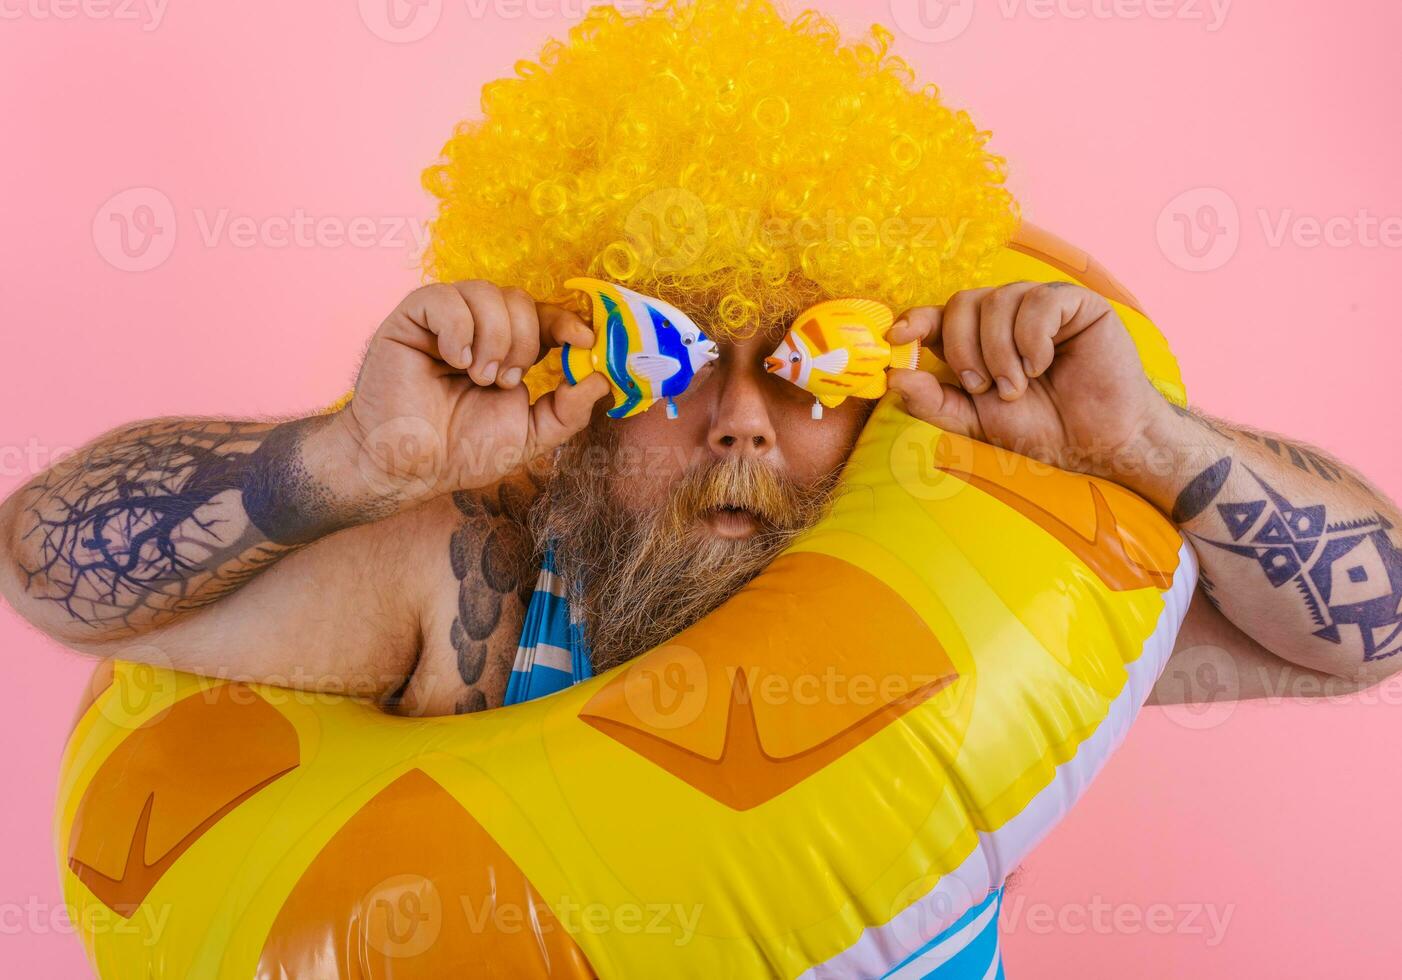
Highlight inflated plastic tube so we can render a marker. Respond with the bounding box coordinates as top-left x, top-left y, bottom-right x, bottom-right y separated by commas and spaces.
54, 227, 1196, 978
